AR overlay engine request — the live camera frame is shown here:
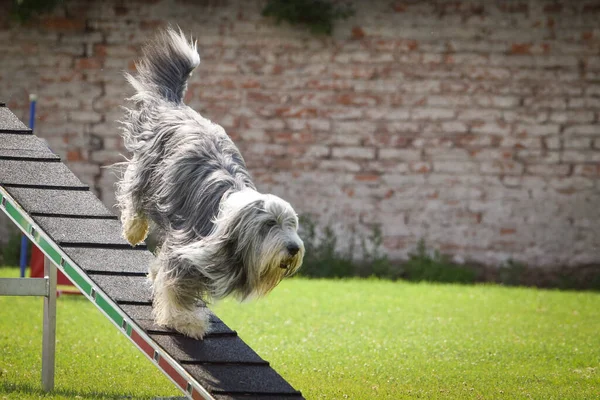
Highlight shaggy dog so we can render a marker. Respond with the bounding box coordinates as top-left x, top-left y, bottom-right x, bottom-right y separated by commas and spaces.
116, 28, 304, 339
